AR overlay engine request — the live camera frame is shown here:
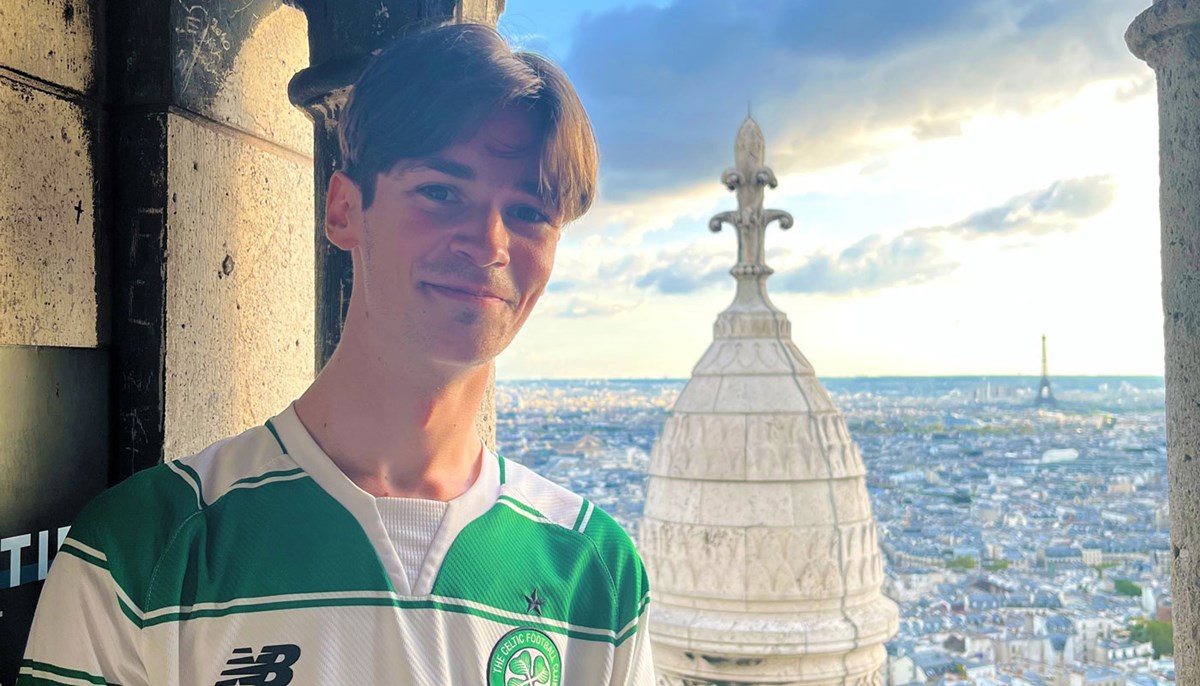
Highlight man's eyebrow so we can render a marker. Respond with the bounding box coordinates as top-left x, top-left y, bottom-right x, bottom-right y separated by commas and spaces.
403, 158, 546, 203
407, 157, 475, 180
515, 180, 542, 199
